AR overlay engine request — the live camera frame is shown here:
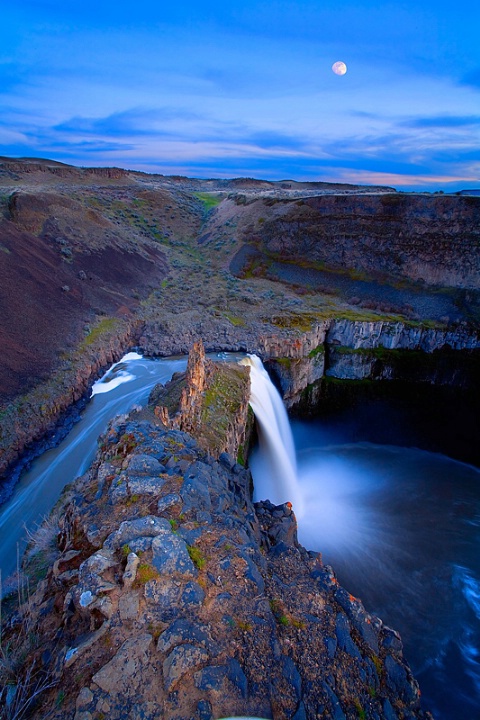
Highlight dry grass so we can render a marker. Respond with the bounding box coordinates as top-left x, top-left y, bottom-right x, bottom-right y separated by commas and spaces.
0, 569, 58, 720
